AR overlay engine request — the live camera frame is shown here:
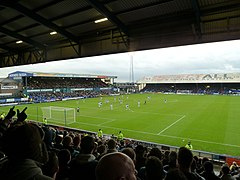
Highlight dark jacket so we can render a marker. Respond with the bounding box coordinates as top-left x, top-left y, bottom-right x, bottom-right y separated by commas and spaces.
0, 159, 53, 180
